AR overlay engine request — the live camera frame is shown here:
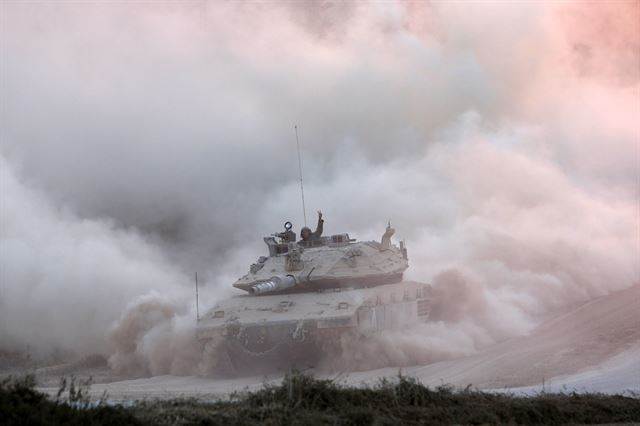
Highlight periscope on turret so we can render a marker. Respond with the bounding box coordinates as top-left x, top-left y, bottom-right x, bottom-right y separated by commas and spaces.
196, 212, 430, 375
